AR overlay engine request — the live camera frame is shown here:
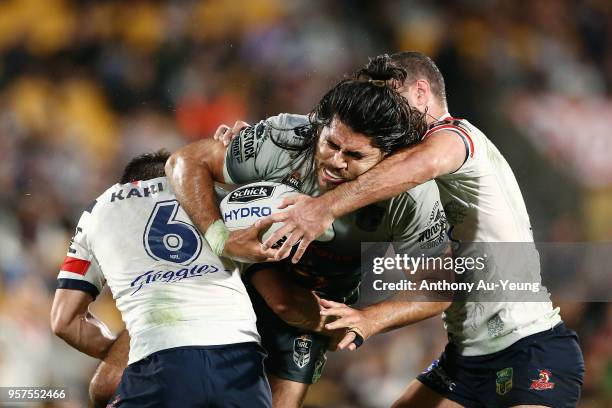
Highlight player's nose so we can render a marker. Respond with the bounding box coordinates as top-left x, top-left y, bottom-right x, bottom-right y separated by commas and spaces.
331, 151, 347, 169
